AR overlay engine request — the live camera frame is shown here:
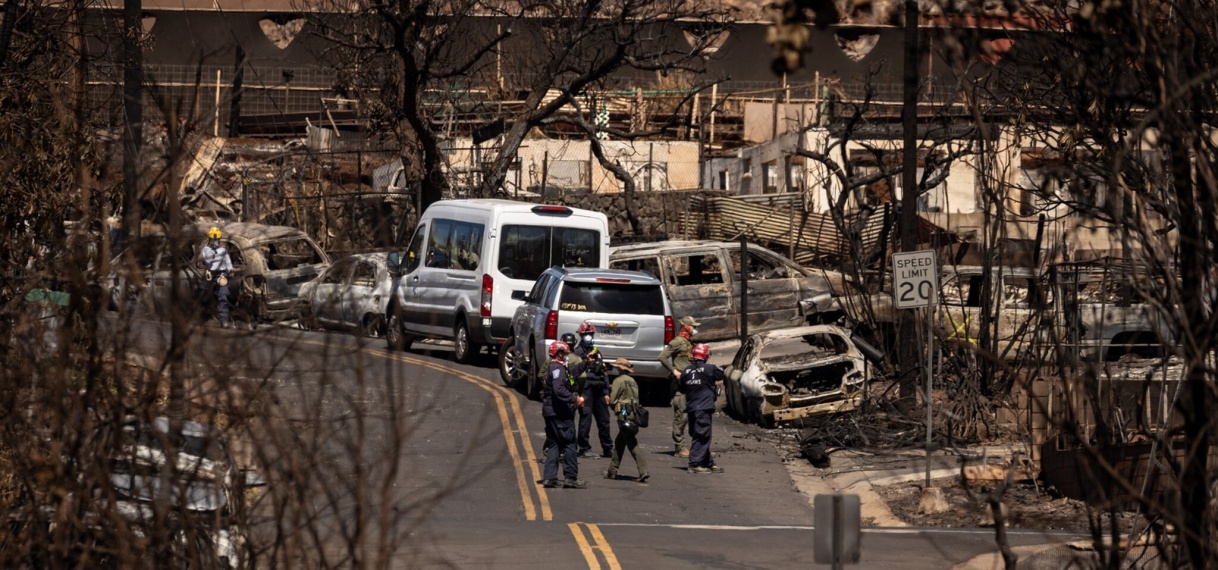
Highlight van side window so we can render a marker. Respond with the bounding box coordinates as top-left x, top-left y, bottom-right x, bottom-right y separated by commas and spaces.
668, 253, 725, 286
610, 256, 662, 280
427, 219, 454, 268
404, 227, 425, 273
425, 218, 484, 270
